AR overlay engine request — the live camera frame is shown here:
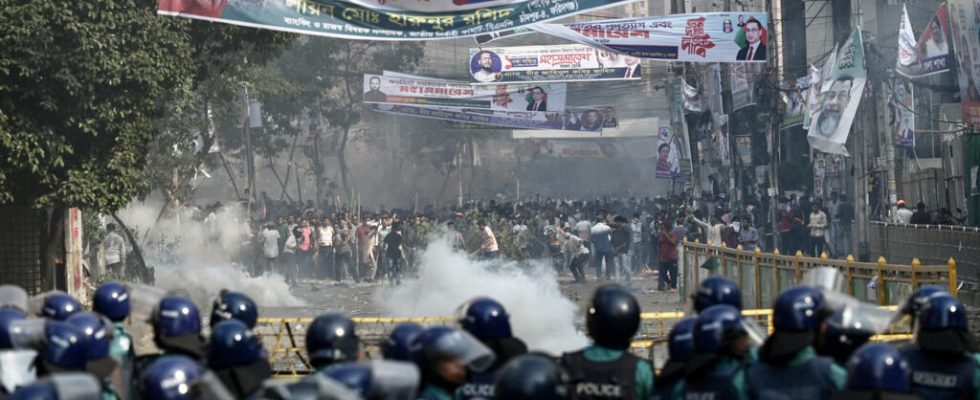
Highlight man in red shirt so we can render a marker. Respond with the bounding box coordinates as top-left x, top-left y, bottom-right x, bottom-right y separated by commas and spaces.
158, 0, 229, 18
658, 223, 679, 292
